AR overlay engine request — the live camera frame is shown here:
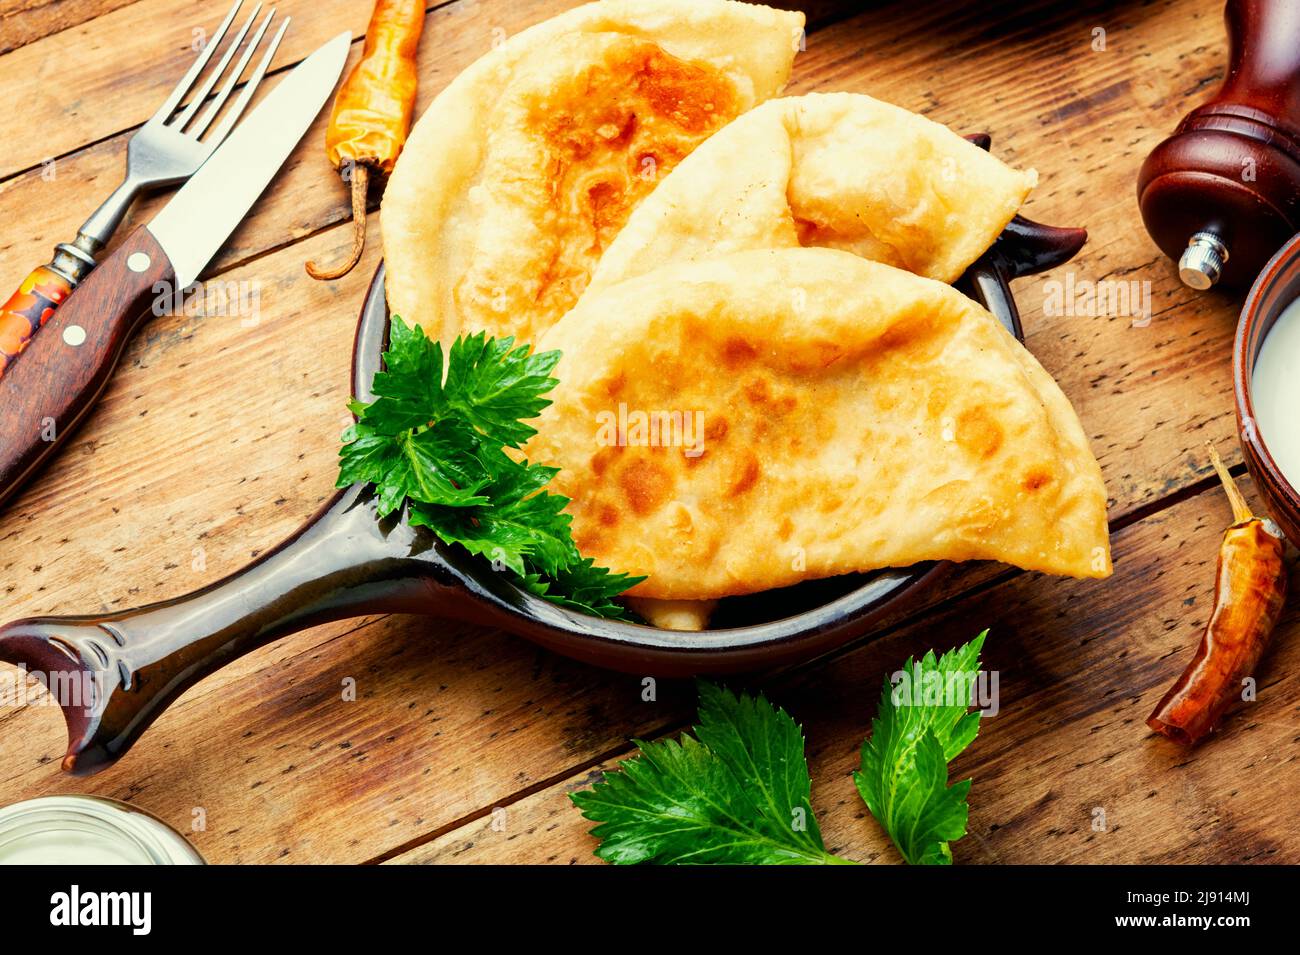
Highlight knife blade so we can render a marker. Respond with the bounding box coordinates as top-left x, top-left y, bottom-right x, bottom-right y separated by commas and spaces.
151, 31, 351, 289
0, 31, 351, 511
